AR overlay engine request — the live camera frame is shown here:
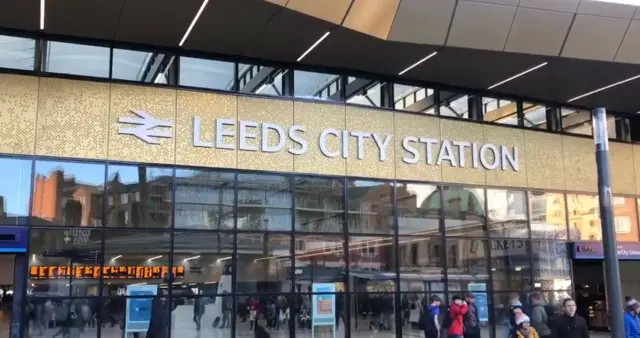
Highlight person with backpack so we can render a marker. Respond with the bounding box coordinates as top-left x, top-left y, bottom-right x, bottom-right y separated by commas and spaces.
420, 295, 442, 338
447, 295, 468, 338
463, 293, 481, 338
530, 293, 552, 338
